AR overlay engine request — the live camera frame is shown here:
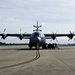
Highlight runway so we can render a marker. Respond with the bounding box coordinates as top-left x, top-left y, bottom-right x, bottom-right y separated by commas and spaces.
0, 45, 75, 75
